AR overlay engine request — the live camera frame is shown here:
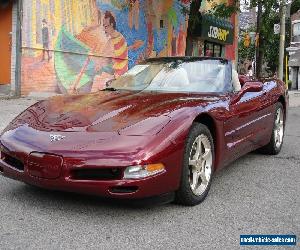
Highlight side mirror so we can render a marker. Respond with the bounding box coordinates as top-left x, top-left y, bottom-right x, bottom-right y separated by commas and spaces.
231, 81, 263, 104
242, 81, 263, 93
